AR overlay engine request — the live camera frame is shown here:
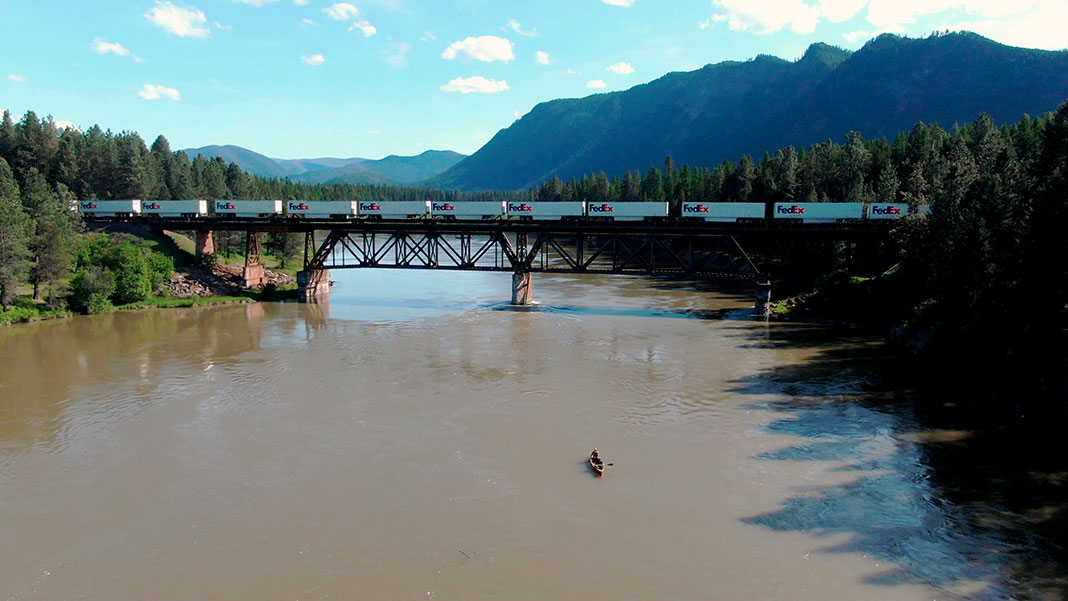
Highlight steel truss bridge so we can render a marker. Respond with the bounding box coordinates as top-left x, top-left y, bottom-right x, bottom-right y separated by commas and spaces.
84, 216, 894, 305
